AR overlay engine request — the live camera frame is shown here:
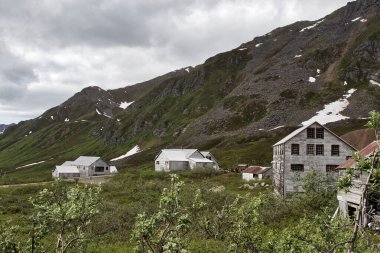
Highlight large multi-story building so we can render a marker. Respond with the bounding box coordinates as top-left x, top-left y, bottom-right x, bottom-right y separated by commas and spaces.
272, 121, 356, 196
